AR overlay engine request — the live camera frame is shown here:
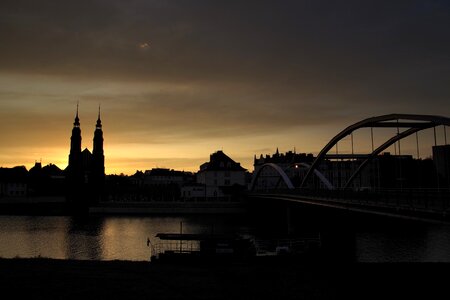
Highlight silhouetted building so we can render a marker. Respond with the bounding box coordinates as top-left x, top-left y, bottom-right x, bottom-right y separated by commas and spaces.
103, 169, 195, 202
253, 149, 316, 189
28, 162, 65, 196
138, 168, 194, 201
181, 183, 206, 200
254, 148, 315, 170
143, 168, 188, 187
105, 174, 139, 202
66, 105, 105, 209
0, 166, 28, 197
319, 152, 439, 190
190, 150, 247, 200
253, 149, 440, 190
